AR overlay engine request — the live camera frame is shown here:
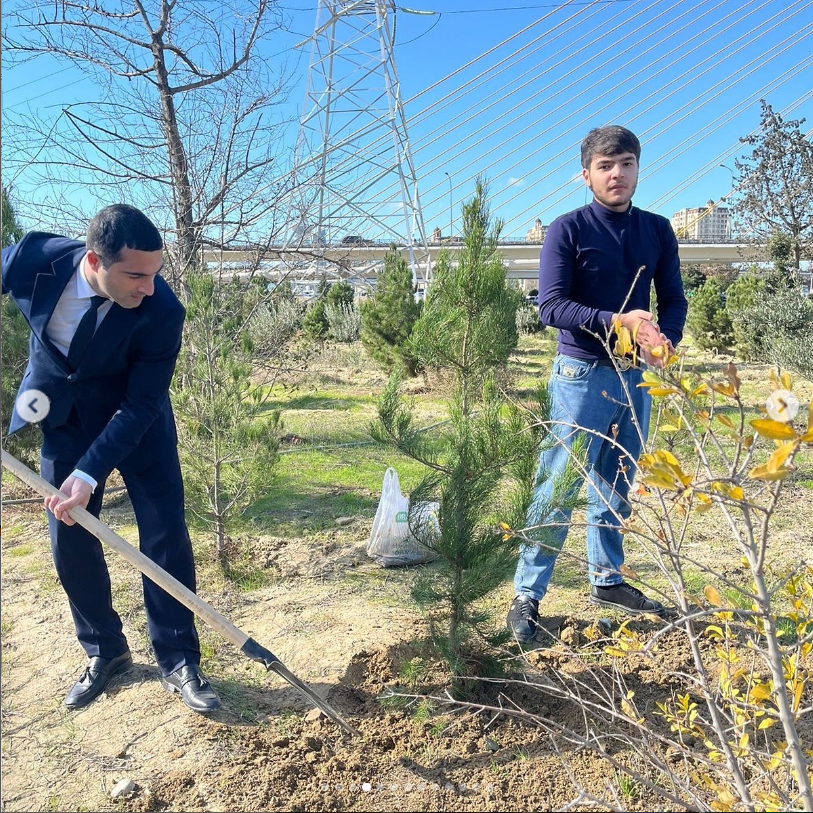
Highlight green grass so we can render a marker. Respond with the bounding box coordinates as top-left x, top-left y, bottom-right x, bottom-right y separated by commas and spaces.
235, 358, 455, 538
211, 678, 267, 723
678, 569, 710, 599
507, 332, 557, 395
246, 438, 440, 537
23, 559, 61, 595
221, 335, 558, 543
272, 709, 302, 737
6, 544, 34, 557
617, 771, 641, 801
